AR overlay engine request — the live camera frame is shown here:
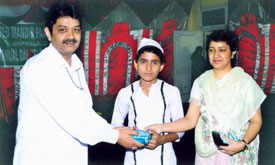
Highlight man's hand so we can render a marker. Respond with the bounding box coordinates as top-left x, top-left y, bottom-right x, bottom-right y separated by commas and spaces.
146, 130, 162, 150
117, 129, 144, 149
